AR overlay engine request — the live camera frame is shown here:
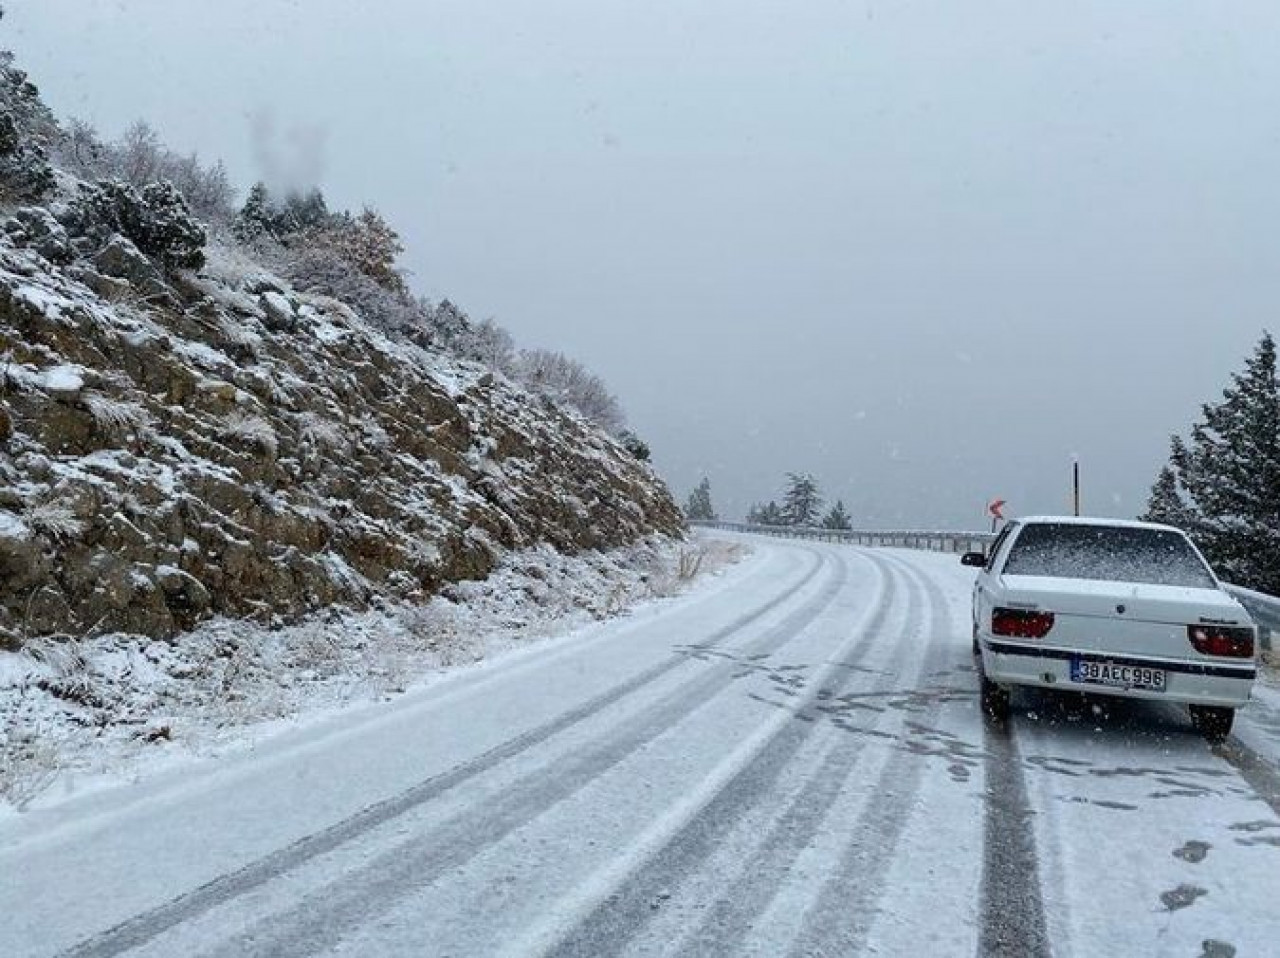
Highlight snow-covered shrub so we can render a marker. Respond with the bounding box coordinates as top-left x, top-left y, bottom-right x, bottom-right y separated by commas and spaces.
112, 121, 233, 221
296, 411, 347, 452
618, 430, 650, 462
0, 701, 59, 811
220, 411, 278, 456
62, 179, 208, 270
57, 120, 234, 223
641, 542, 724, 598
420, 302, 517, 374
392, 602, 480, 670
282, 244, 421, 337
462, 318, 518, 375
358, 416, 391, 451
83, 391, 151, 437
214, 314, 261, 354
25, 501, 84, 541
515, 348, 627, 434
676, 547, 704, 581
309, 207, 406, 293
